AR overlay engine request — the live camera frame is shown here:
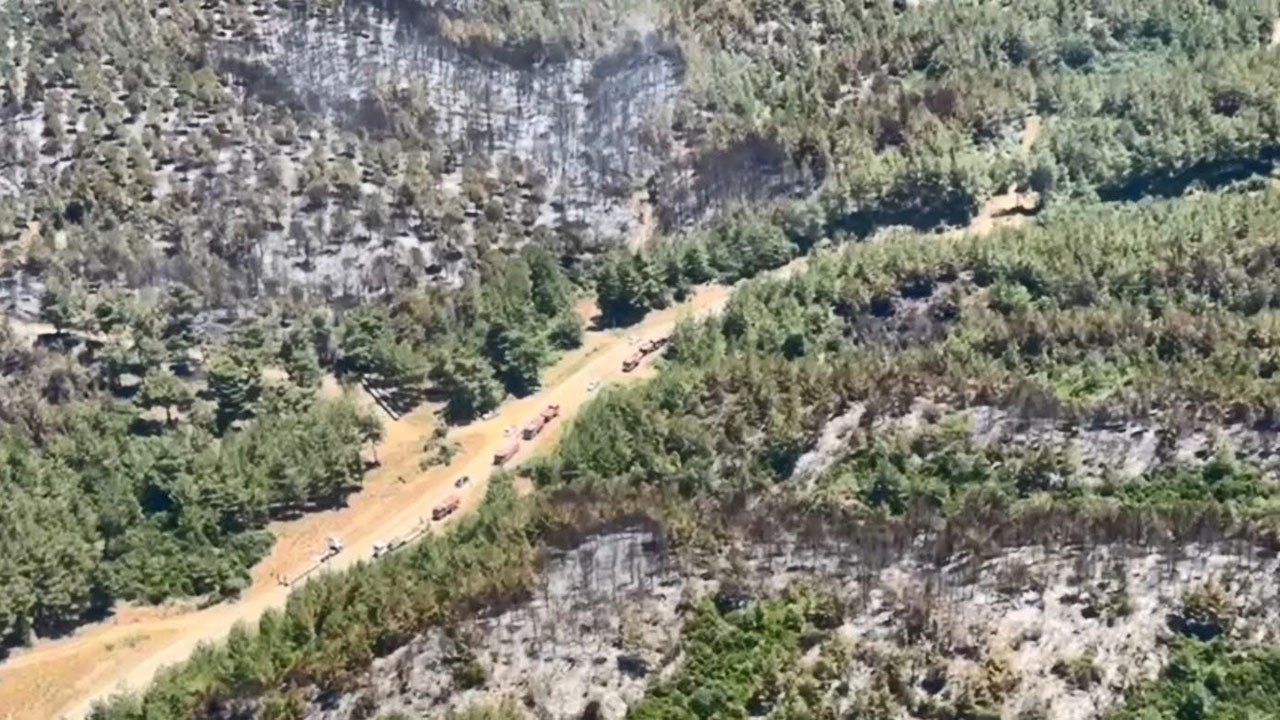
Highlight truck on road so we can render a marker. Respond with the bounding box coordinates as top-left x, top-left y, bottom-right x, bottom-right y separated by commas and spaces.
625, 336, 669, 372
494, 440, 519, 465
523, 404, 561, 439
640, 336, 669, 355
432, 494, 461, 521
